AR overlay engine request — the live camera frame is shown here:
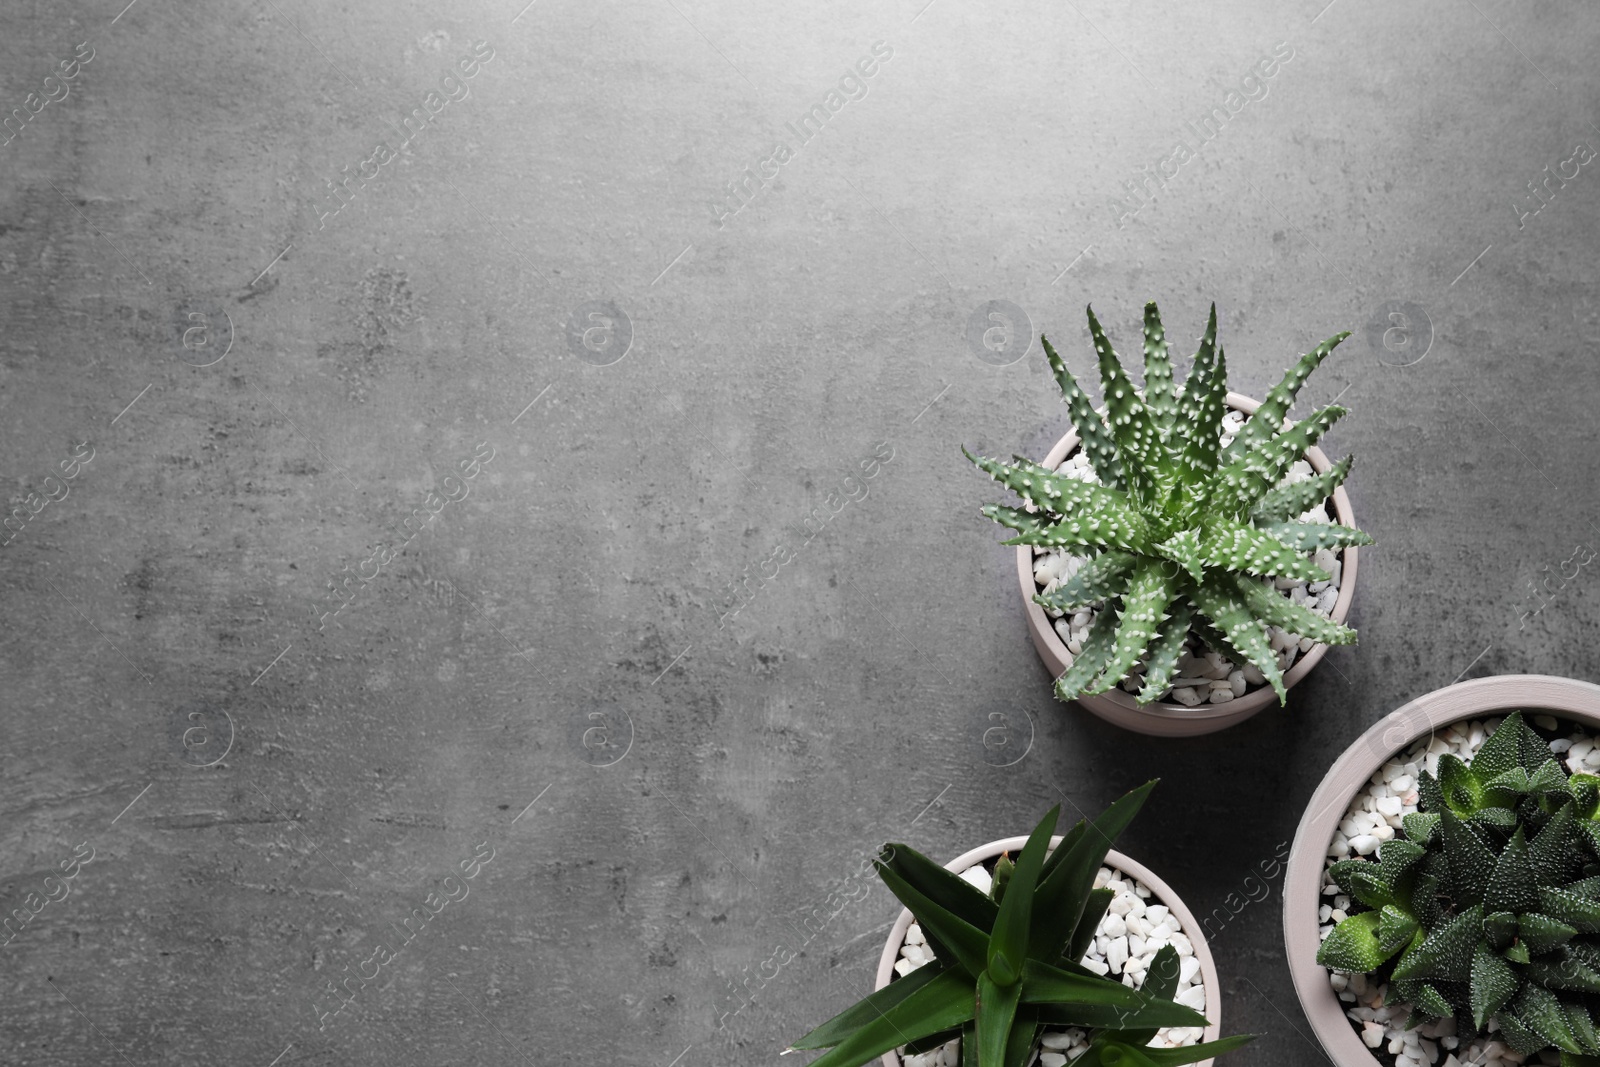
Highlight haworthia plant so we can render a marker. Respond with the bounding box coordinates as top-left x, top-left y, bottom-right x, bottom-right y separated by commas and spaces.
1318, 712, 1600, 1065
786, 783, 1255, 1067
967, 301, 1370, 707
